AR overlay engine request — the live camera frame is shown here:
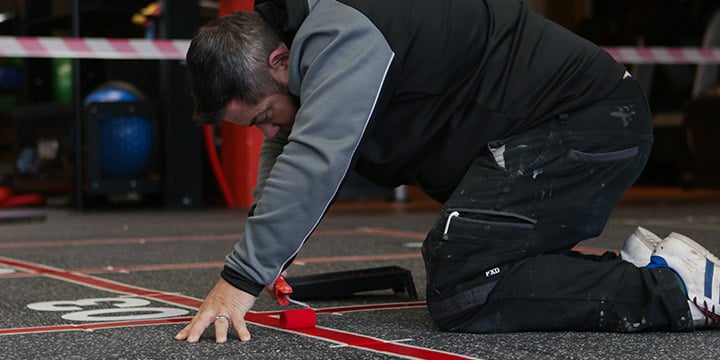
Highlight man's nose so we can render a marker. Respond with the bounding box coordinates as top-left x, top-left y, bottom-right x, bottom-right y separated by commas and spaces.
256, 123, 279, 139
